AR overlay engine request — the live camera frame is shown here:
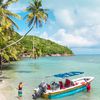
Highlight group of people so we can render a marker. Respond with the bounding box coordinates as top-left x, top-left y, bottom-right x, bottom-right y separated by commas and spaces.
17, 79, 91, 99
17, 79, 71, 99
40, 79, 73, 92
